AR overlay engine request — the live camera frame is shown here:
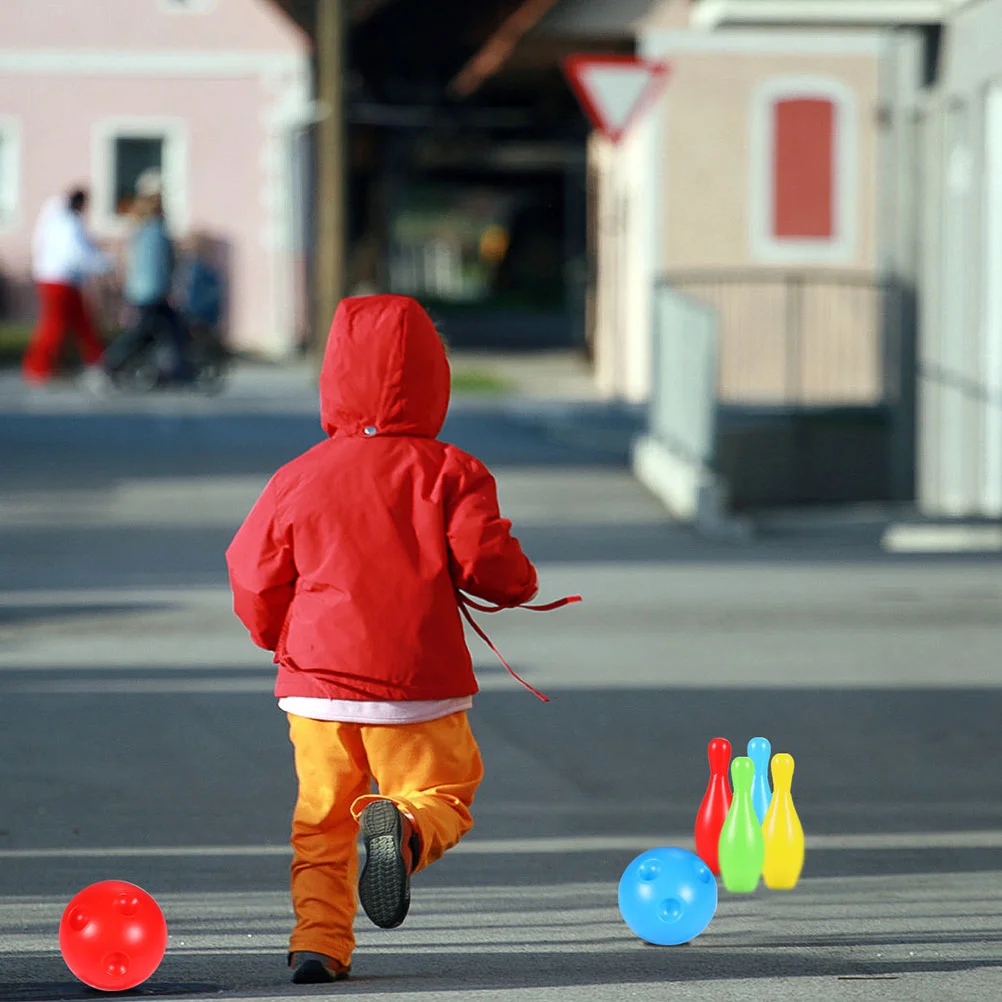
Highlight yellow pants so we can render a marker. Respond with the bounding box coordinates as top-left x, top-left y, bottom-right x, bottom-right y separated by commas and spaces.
286, 711, 484, 965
